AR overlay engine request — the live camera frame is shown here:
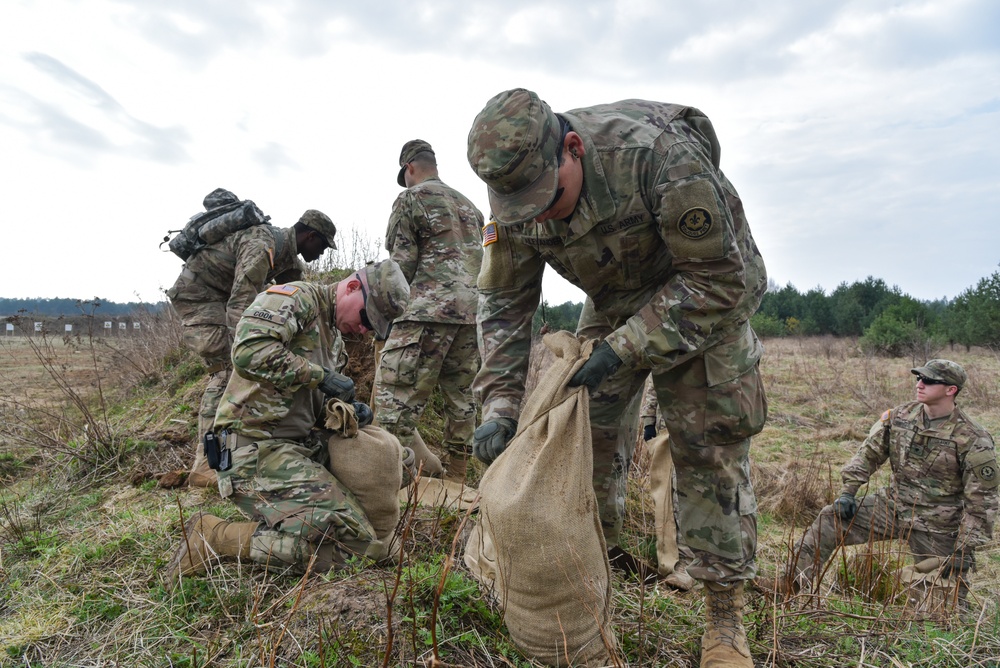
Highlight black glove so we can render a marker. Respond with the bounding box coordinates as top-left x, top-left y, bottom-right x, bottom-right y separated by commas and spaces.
833, 493, 857, 521
473, 417, 517, 465
568, 341, 622, 392
318, 368, 355, 402
939, 550, 973, 579
643, 424, 657, 442
352, 401, 373, 429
